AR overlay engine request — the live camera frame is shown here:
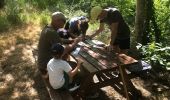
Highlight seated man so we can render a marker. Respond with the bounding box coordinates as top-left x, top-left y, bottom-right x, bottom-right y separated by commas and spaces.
38, 12, 81, 75
65, 16, 89, 40
47, 43, 82, 91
